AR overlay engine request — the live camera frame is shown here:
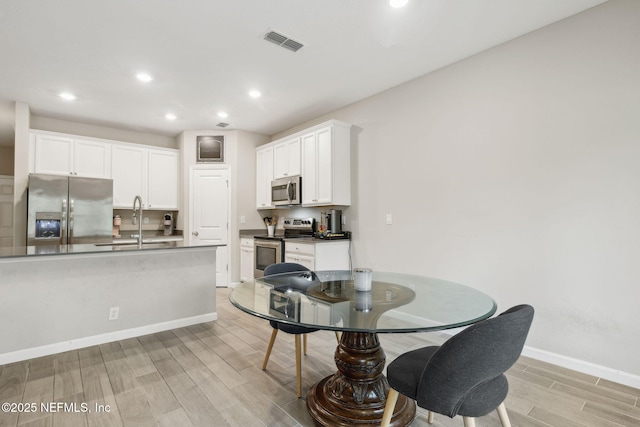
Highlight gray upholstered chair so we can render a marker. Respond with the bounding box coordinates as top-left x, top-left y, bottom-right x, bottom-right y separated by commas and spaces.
381, 304, 534, 427
262, 262, 318, 397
